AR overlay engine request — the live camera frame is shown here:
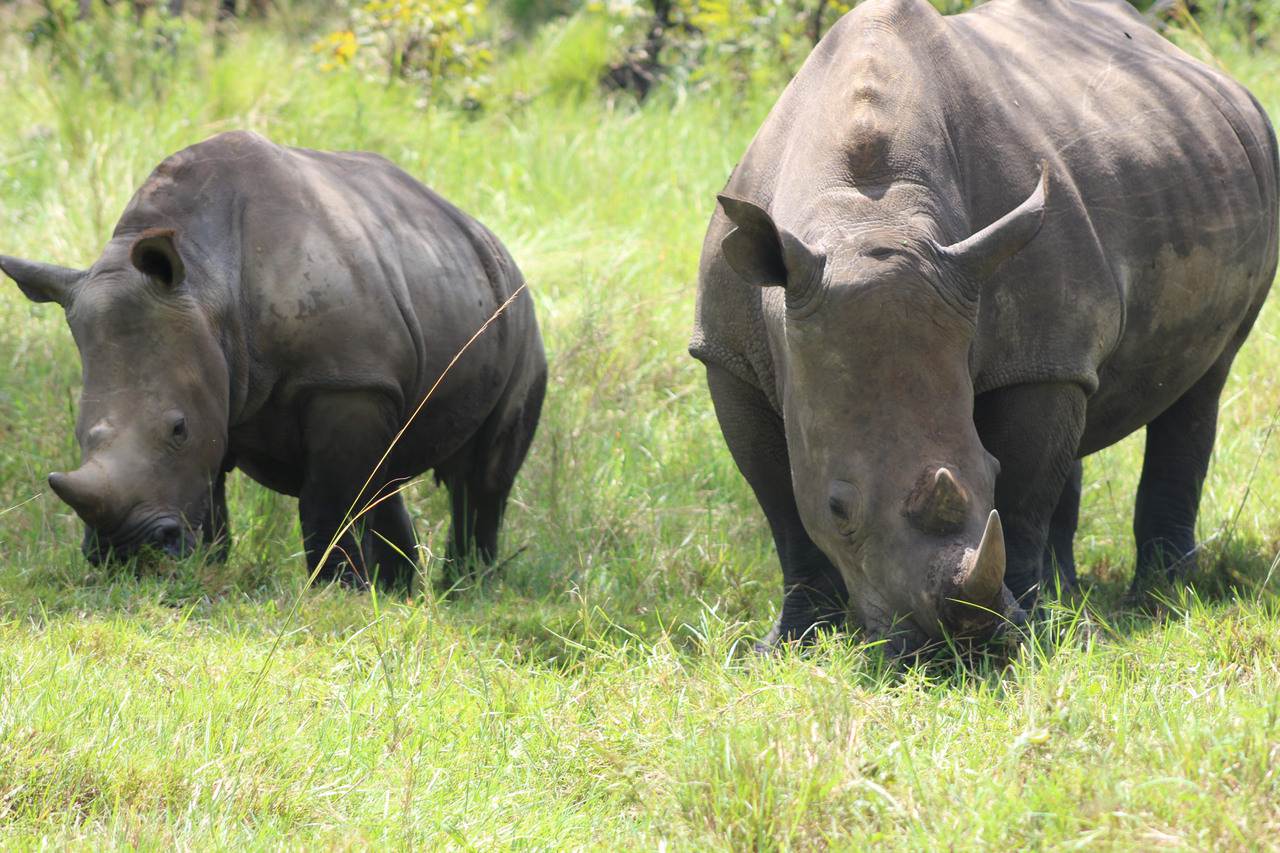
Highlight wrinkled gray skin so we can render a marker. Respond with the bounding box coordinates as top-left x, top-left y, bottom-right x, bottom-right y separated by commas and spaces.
691, 0, 1279, 655
3, 131, 545, 590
